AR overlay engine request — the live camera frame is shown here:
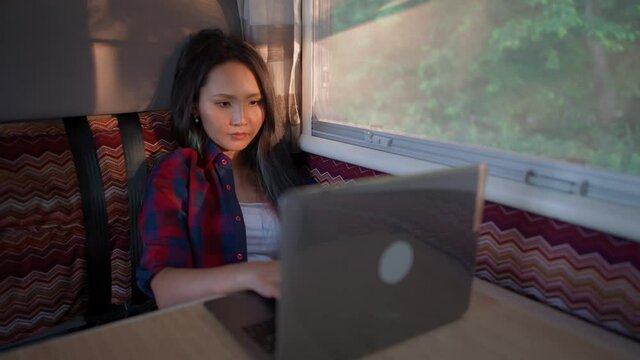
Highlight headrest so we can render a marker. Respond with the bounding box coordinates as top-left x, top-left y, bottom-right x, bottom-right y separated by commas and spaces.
0, 0, 241, 122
